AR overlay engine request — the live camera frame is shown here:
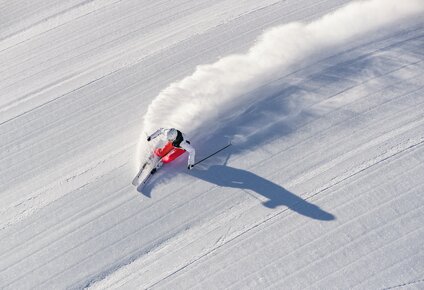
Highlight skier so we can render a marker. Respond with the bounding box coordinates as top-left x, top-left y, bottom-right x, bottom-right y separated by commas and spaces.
147, 128, 196, 170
